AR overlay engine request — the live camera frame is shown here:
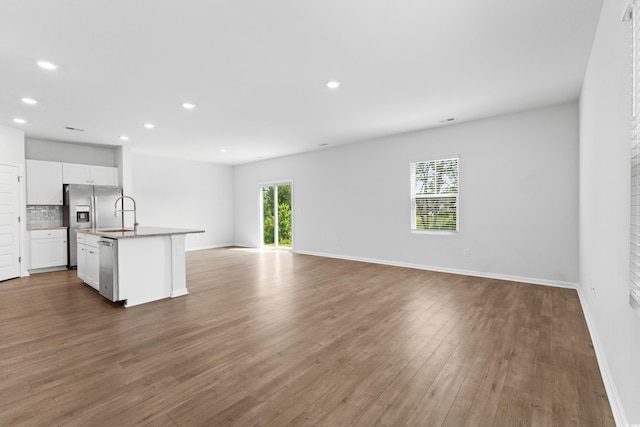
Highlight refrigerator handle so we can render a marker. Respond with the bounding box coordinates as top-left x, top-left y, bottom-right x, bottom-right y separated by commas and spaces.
91, 195, 96, 229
